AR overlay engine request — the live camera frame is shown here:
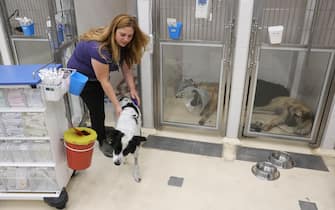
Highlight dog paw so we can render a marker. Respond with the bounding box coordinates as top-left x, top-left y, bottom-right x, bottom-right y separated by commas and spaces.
133, 166, 141, 182
262, 123, 273, 131
133, 172, 142, 182
134, 176, 142, 183
250, 121, 263, 132
294, 128, 310, 136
